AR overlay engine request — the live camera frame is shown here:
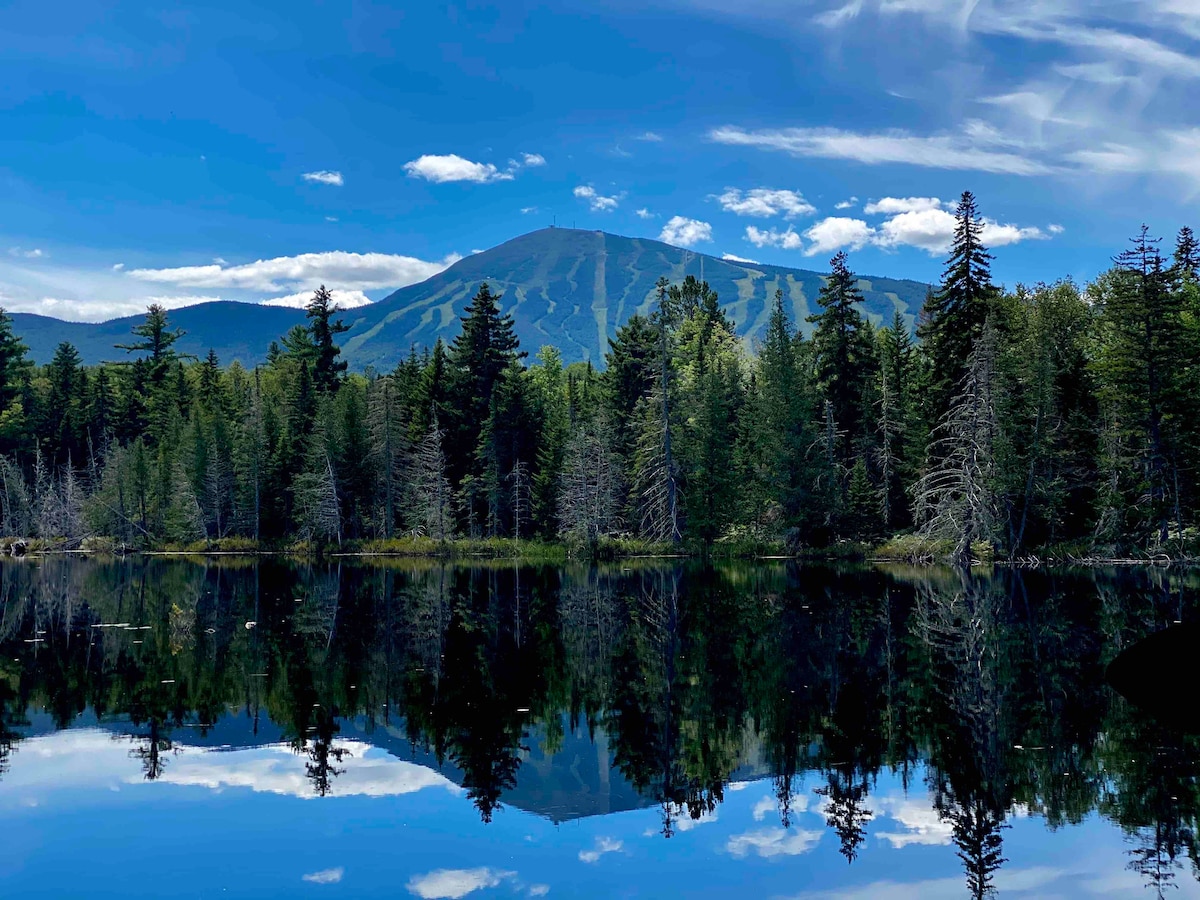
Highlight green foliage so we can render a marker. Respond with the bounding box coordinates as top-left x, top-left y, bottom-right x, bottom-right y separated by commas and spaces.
2, 210, 1200, 560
